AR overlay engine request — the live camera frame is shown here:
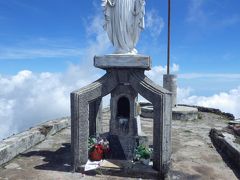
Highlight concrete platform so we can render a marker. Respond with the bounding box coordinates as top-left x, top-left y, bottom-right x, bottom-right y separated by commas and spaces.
0, 111, 238, 179
172, 106, 198, 121
94, 54, 151, 70
140, 104, 198, 121
82, 160, 159, 179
